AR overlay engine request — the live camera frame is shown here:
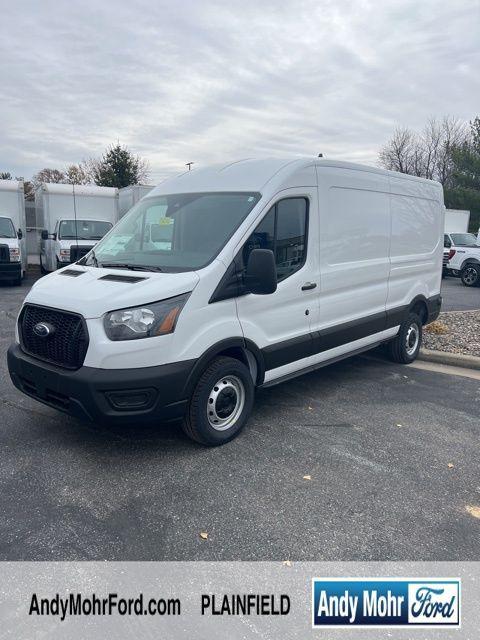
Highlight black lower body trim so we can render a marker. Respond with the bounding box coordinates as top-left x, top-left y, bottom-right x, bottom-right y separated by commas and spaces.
313, 311, 386, 354
261, 295, 441, 372
426, 294, 442, 323
8, 343, 196, 425
261, 339, 386, 388
262, 333, 312, 370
